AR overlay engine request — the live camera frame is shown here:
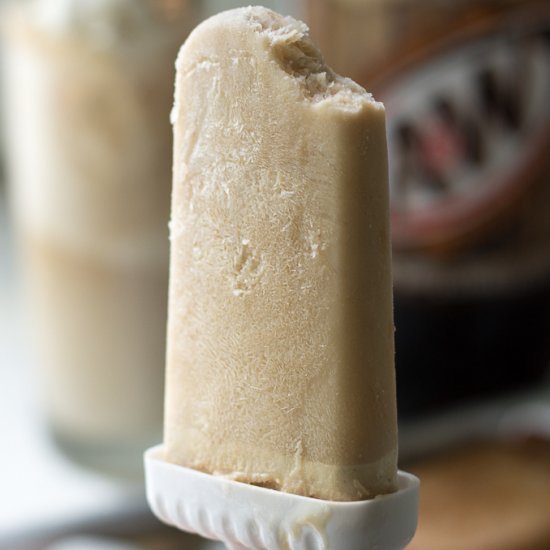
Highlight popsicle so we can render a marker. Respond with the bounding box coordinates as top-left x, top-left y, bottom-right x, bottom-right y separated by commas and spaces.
164, 6, 397, 502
